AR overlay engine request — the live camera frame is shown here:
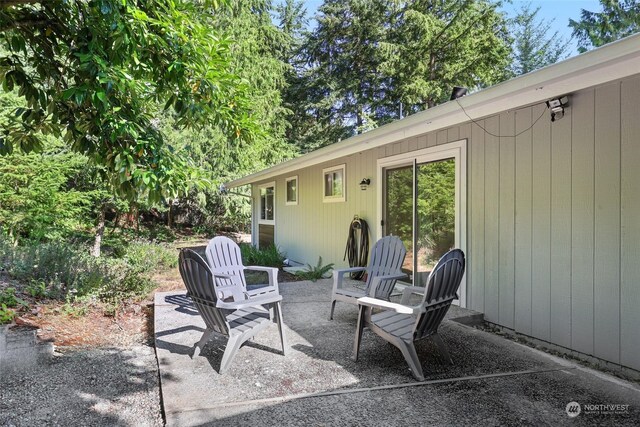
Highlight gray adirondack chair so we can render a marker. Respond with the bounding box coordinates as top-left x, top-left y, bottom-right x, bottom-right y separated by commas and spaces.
205, 236, 279, 299
352, 249, 466, 381
330, 235, 407, 320
178, 249, 287, 374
